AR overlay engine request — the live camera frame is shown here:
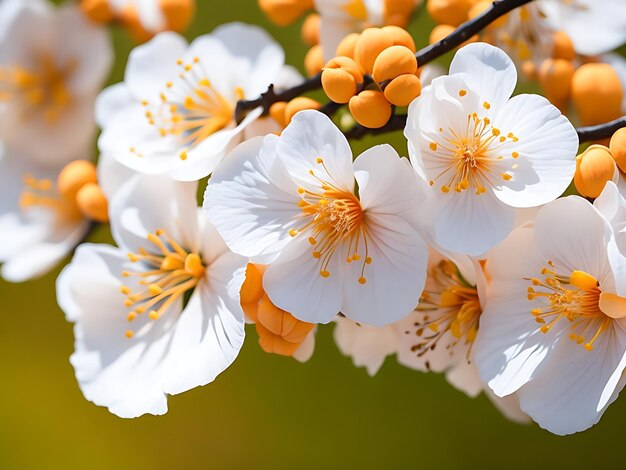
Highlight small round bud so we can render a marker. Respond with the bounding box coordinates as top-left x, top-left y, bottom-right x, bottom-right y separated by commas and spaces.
304, 44, 324, 76
336, 33, 360, 58
301, 13, 320, 46
257, 295, 313, 343
538, 58, 574, 104
382, 25, 416, 52
427, 0, 474, 27
57, 160, 98, 200
269, 101, 288, 127
160, 0, 194, 32
522, 60, 537, 81
574, 145, 616, 198
610, 128, 626, 174
571, 63, 624, 126
384, 0, 417, 19
354, 28, 394, 74
256, 322, 301, 356
322, 68, 357, 104
384, 73, 422, 107
80, 0, 114, 23
372, 45, 417, 83
349, 90, 392, 129
240, 264, 265, 305
285, 97, 321, 124
552, 31, 575, 61
76, 183, 109, 223
258, 0, 313, 26
324, 57, 364, 83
